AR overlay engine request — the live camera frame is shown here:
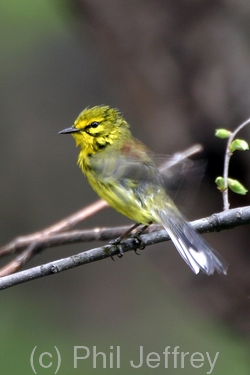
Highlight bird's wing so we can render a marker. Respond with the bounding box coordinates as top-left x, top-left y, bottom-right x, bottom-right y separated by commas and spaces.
90, 147, 163, 187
